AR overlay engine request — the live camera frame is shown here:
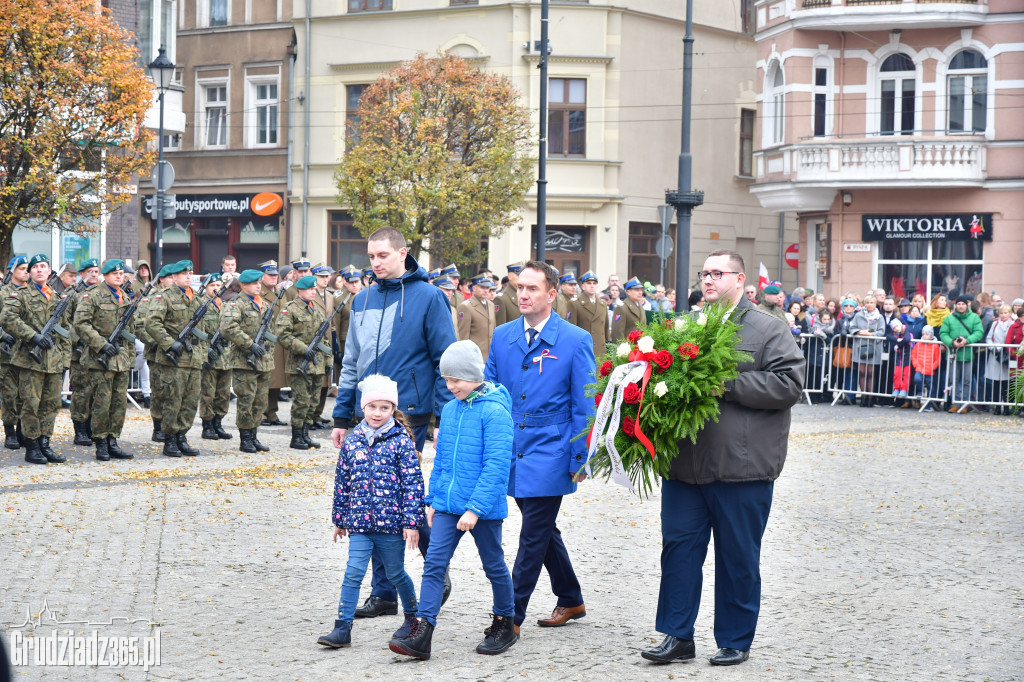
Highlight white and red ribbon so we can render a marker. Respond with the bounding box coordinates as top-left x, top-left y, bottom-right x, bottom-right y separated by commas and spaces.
532, 348, 558, 373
